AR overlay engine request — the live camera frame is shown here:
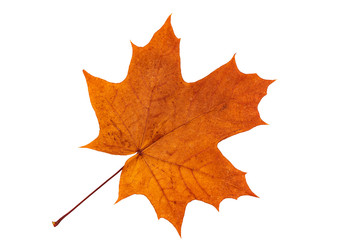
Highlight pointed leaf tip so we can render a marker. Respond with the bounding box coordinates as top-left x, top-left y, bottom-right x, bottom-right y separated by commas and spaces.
269, 79, 277, 85
159, 14, 173, 32
82, 69, 91, 79
230, 53, 238, 66
130, 40, 139, 49
175, 223, 182, 238
213, 203, 220, 212
156, 14, 179, 40
165, 14, 172, 25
